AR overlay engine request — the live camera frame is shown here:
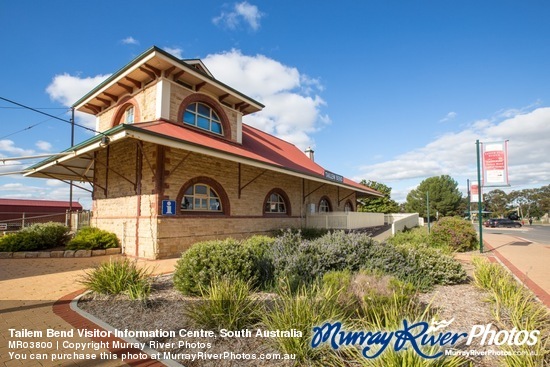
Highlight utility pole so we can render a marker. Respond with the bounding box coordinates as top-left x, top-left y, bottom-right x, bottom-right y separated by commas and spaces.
69, 108, 75, 229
